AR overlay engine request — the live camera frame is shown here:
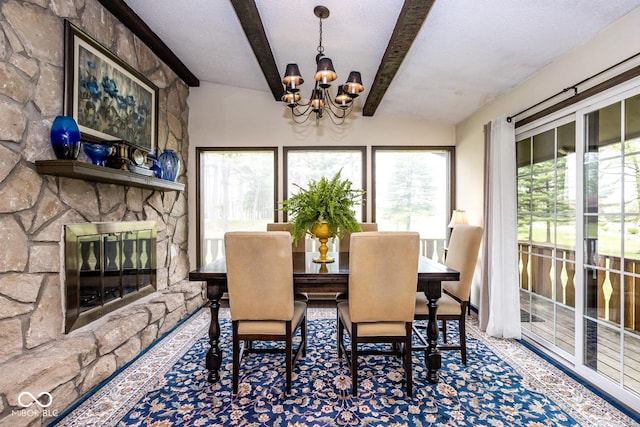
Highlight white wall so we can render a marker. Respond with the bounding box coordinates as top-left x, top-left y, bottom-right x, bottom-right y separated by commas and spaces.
456, 7, 640, 308
187, 82, 455, 268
